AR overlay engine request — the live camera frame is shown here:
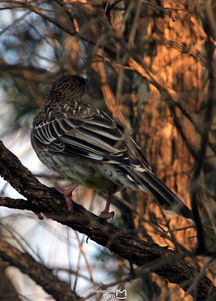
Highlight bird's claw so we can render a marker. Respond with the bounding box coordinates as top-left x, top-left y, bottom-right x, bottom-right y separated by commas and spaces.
58, 185, 77, 211
99, 211, 115, 221
66, 198, 74, 211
